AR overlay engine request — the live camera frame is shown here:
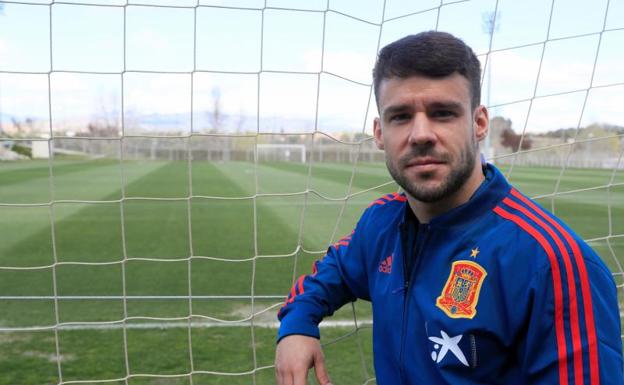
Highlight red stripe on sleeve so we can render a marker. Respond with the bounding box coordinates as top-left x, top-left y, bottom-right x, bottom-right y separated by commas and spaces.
279, 291, 292, 314
394, 195, 407, 202
334, 241, 349, 249
503, 197, 584, 385
285, 275, 307, 304
287, 284, 296, 304
279, 259, 324, 314
368, 199, 387, 207
297, 275, 305, 296
368, 193, 407, 207
493, 205, 569, 385
510, 189, 599, 385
